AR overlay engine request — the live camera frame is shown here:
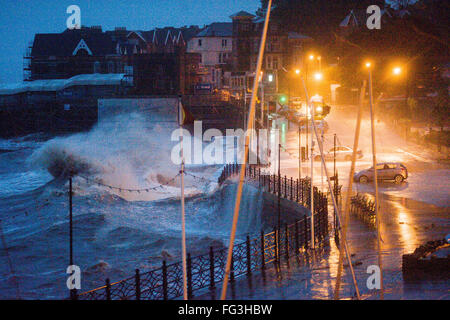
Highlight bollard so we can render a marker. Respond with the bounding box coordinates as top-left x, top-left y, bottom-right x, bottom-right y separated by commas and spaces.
246, 235, 252, 275
285, 224, 289, 261
260, 230, 265, 270
304, 216, 309, 249
274, 227, 279, 264
135, 269, 141, 300
290, 177, 293, 200
162, 260, 168, 300
187, 253, 193, 299
230, 254, 235, 283
105, 278, 111, 300
295, 221, 299, 254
